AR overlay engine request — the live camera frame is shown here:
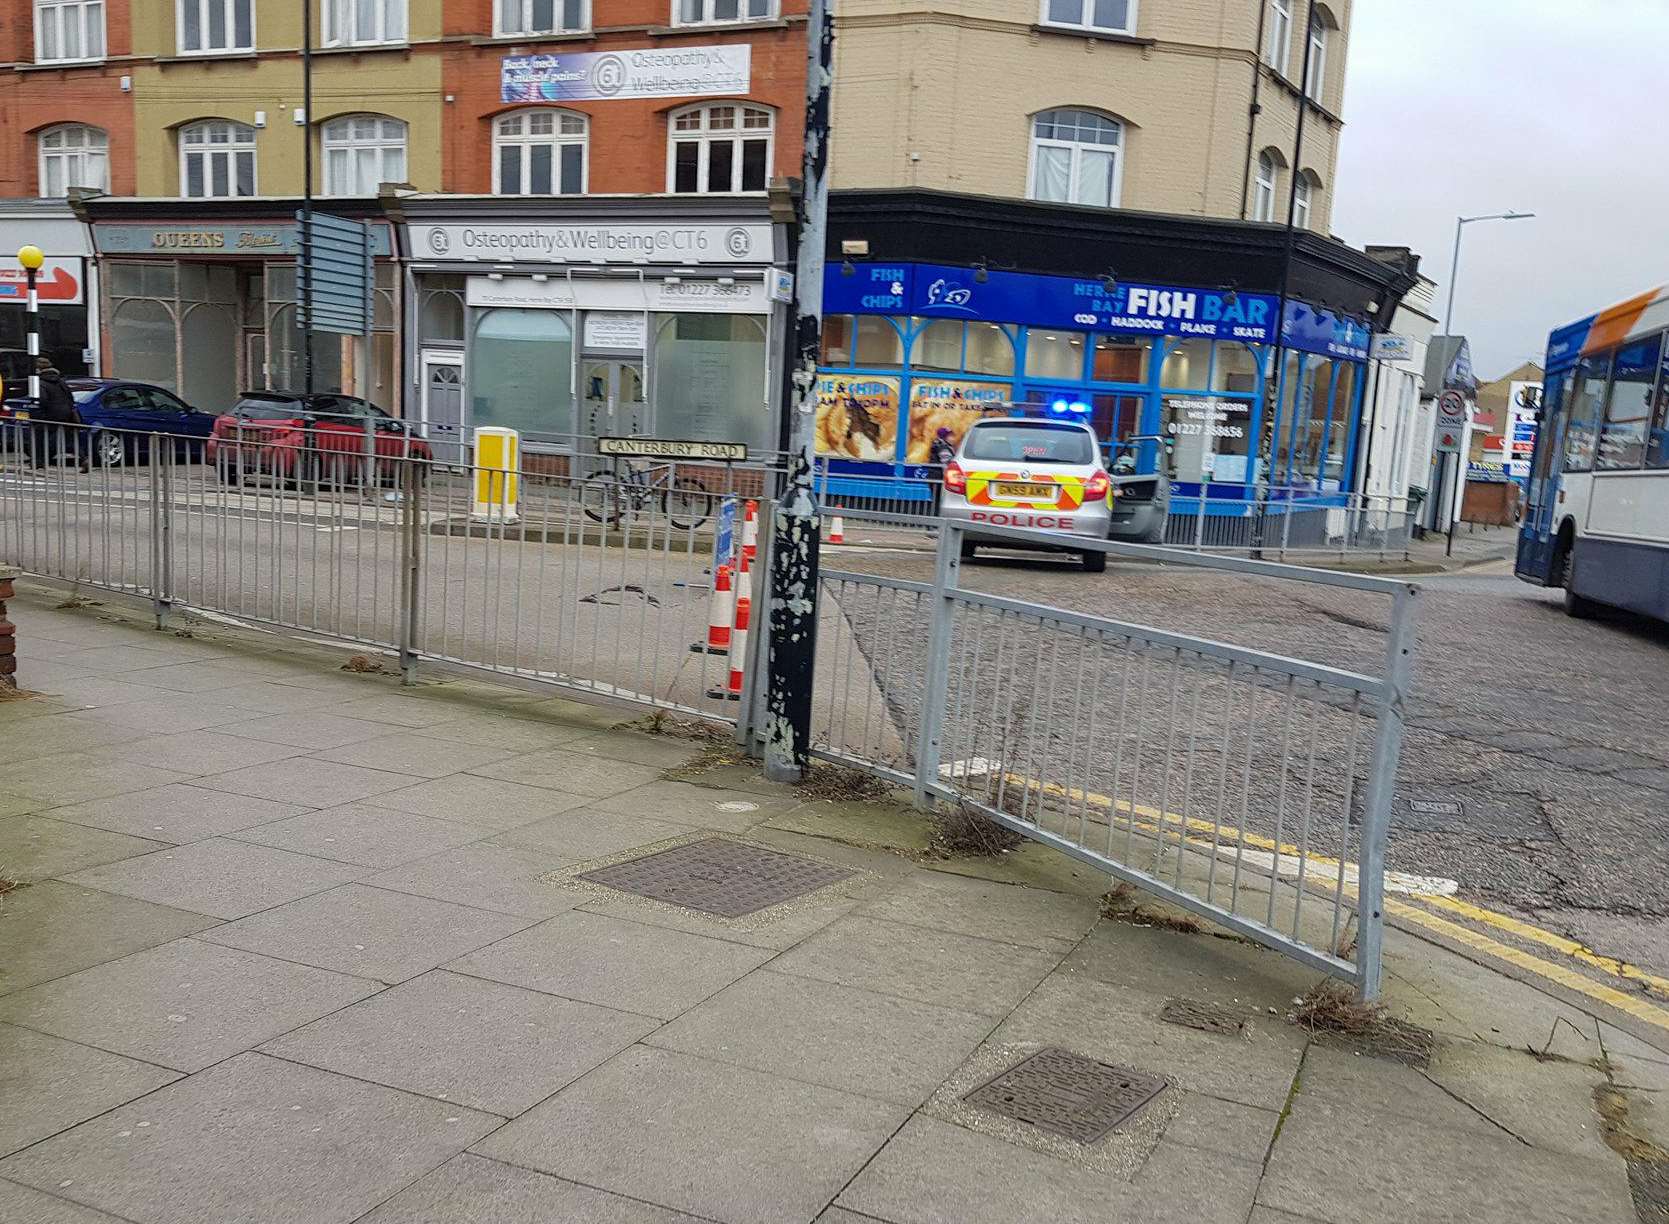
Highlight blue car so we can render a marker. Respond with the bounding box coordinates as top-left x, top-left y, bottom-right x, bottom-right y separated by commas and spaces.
1, 378, 219, 468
